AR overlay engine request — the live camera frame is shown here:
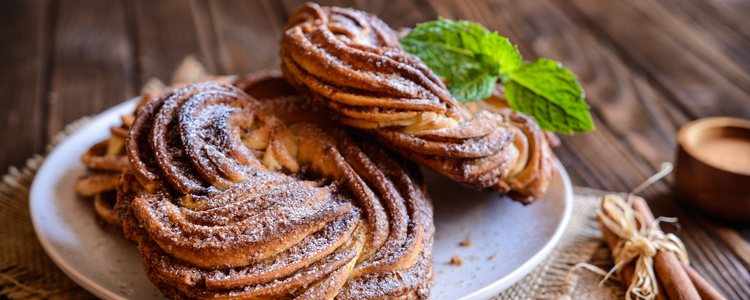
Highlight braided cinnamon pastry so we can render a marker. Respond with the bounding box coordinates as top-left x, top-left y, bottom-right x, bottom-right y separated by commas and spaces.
117, 76, 434, 299
75, 57, 232, 228
281, 3, 556, 203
